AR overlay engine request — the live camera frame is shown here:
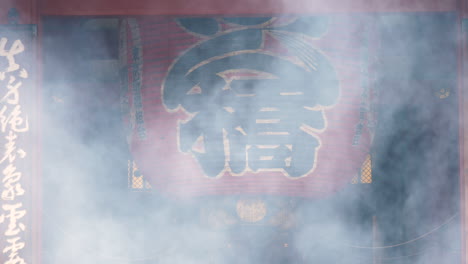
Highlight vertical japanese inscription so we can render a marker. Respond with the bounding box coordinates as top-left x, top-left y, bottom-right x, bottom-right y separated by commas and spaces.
0, 37, 29, 264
